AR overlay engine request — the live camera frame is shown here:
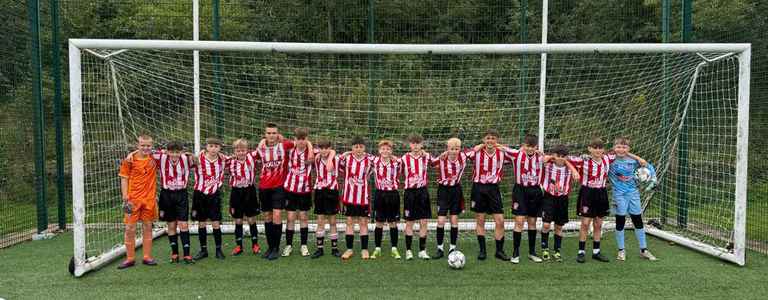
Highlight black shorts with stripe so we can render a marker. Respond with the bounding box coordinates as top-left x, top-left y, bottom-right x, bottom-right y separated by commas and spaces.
344, 204, 370, 218
437, 184, 464, 216
191, 190, 222, 222
403, 187, 431, 221
286, 191, 312, 211
541, 192, 569, 226
229, 186, 260, 219
470, 183, 503, 214
512, 184, 543, 217
374, 190, 401, 222
259, 187, 287, 211
314, 188, 340, 215
577, 186, 609, 218
159, 188, 189, 222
